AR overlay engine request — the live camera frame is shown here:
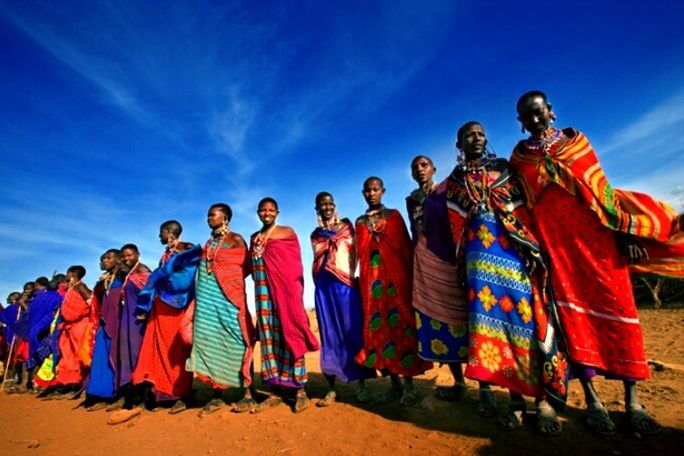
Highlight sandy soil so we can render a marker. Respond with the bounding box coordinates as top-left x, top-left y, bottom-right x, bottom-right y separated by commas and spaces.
1, 308, 683, 455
